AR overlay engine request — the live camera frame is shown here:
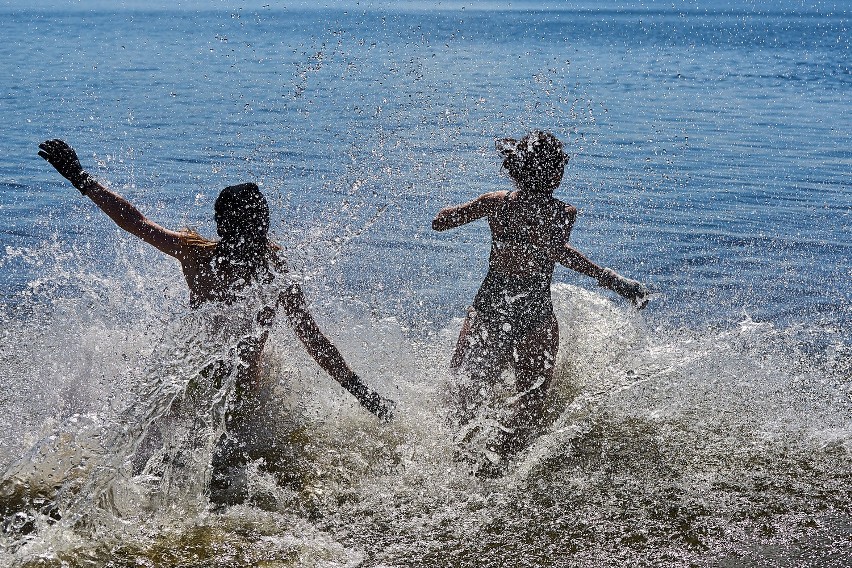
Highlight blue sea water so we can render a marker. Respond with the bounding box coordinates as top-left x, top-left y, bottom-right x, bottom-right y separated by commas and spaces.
0, 3, 849, 567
